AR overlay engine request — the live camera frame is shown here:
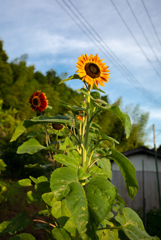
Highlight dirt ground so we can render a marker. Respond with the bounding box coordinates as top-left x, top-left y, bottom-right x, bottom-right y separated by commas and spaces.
0, 186, 54, 240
